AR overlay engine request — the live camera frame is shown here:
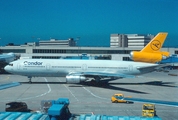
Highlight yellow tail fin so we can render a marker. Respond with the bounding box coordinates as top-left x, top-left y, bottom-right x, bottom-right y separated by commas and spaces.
141, 32, 168, 52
